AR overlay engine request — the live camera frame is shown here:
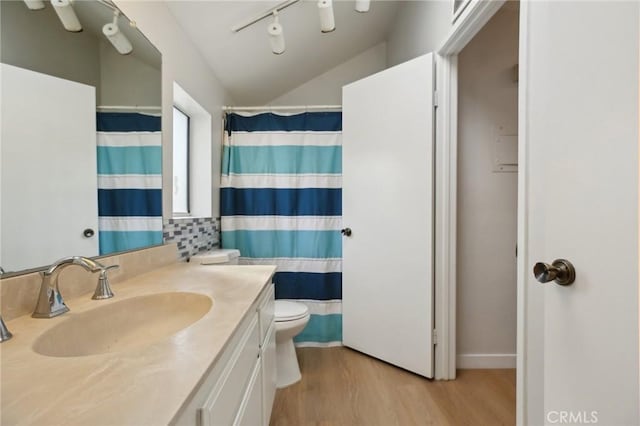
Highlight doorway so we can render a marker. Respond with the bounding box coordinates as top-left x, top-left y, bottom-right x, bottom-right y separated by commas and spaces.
456, 2, 519, 370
